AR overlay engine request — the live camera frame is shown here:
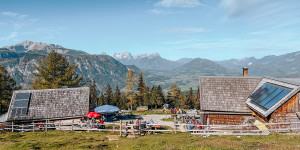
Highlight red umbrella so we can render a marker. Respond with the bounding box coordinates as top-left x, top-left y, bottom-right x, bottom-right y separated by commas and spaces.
92, 112, 101, 118
87, 112, 101, 118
